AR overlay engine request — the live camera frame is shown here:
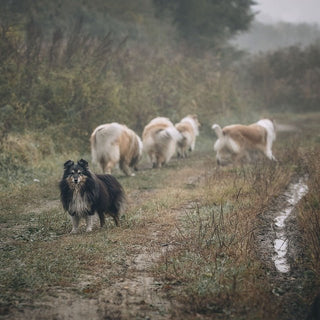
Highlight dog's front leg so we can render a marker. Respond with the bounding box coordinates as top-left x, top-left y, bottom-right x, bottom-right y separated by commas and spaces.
120, 161, 134, 176
70, 215, 80, 233
85, 215, 94, 232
